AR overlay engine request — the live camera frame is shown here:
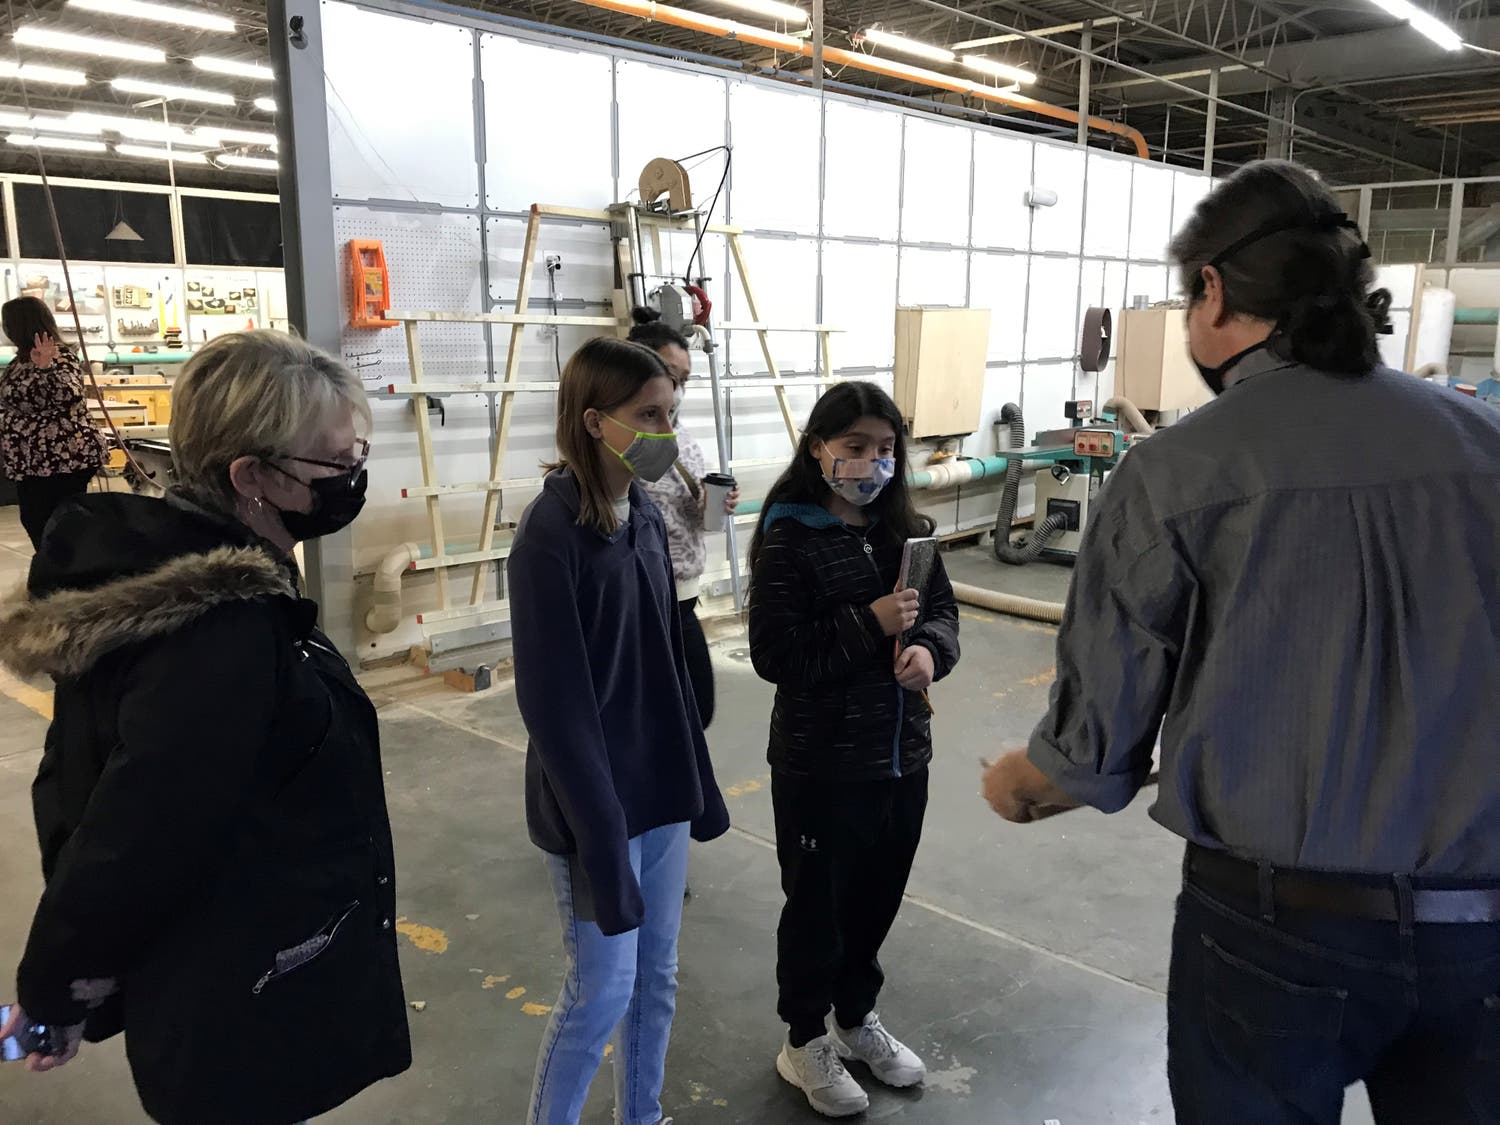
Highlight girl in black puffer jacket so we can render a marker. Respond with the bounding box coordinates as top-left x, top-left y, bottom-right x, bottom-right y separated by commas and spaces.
747, 381, 959, 1118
